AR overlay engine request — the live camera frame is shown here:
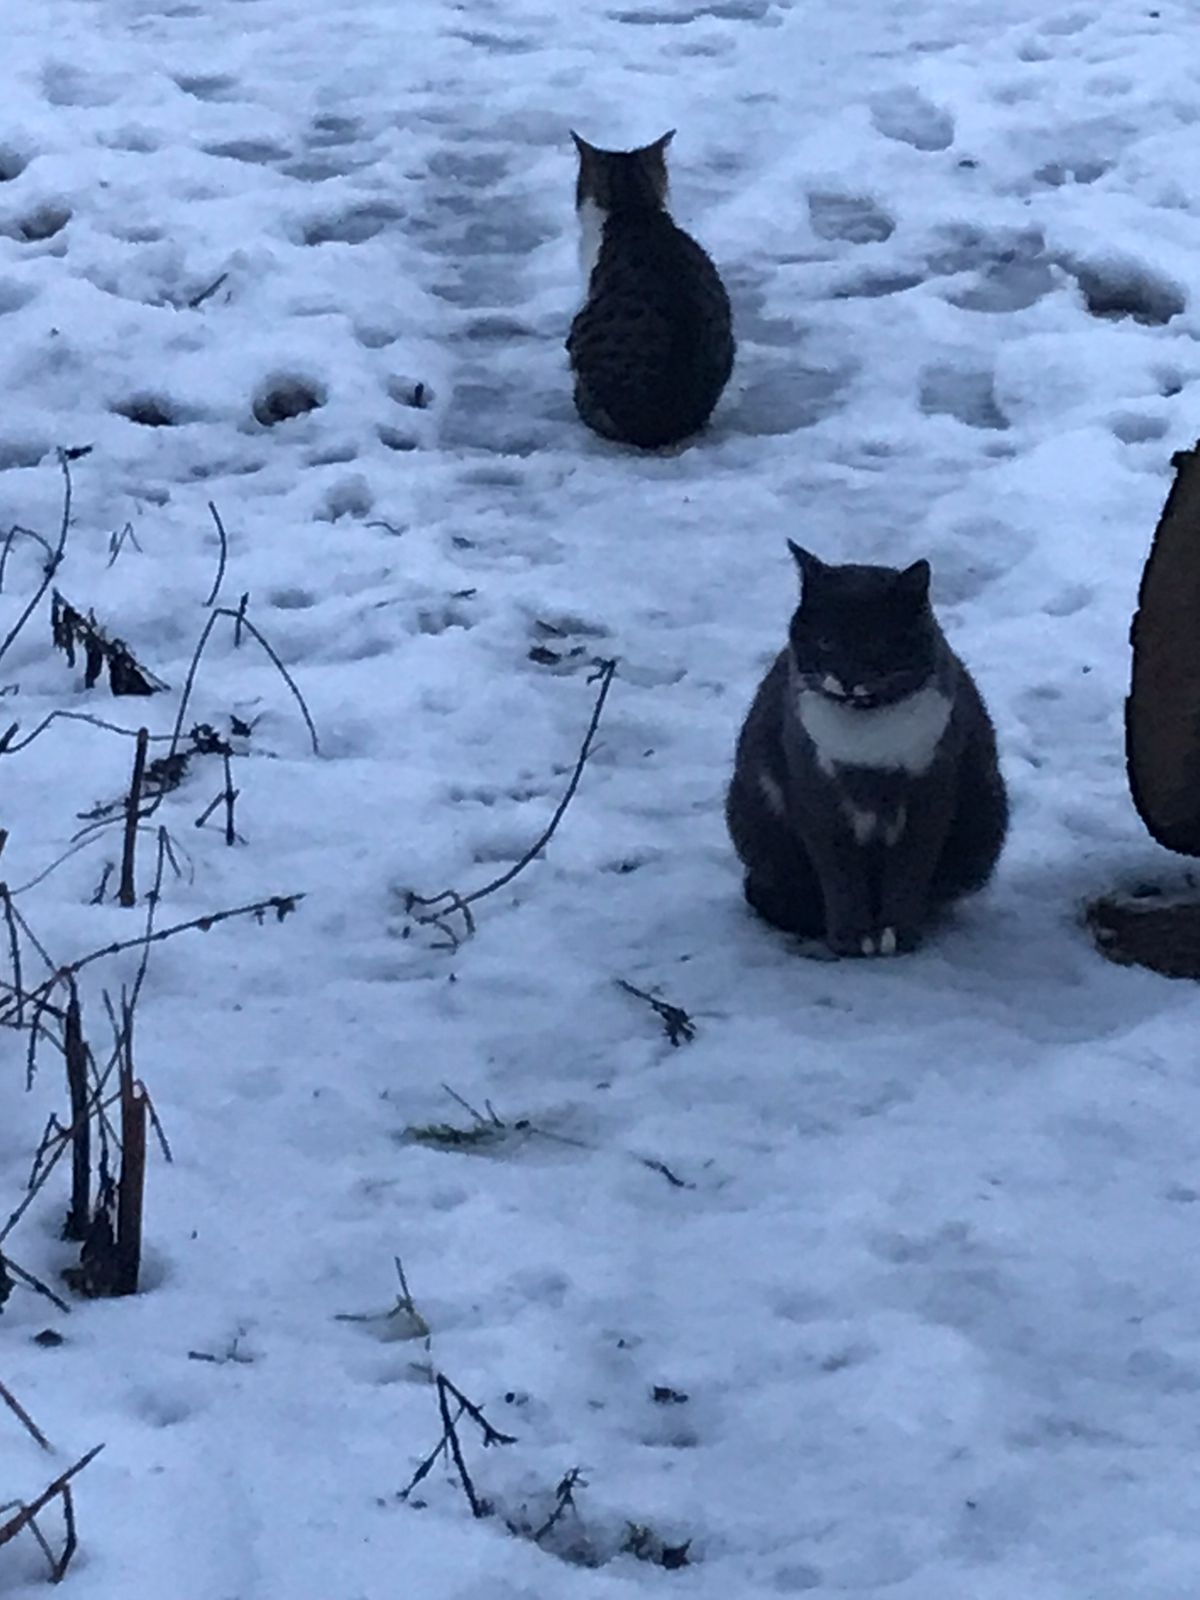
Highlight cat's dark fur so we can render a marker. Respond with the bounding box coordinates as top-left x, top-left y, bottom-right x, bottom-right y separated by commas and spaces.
566, 130, 734, 449
726, 544, 1008, 956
